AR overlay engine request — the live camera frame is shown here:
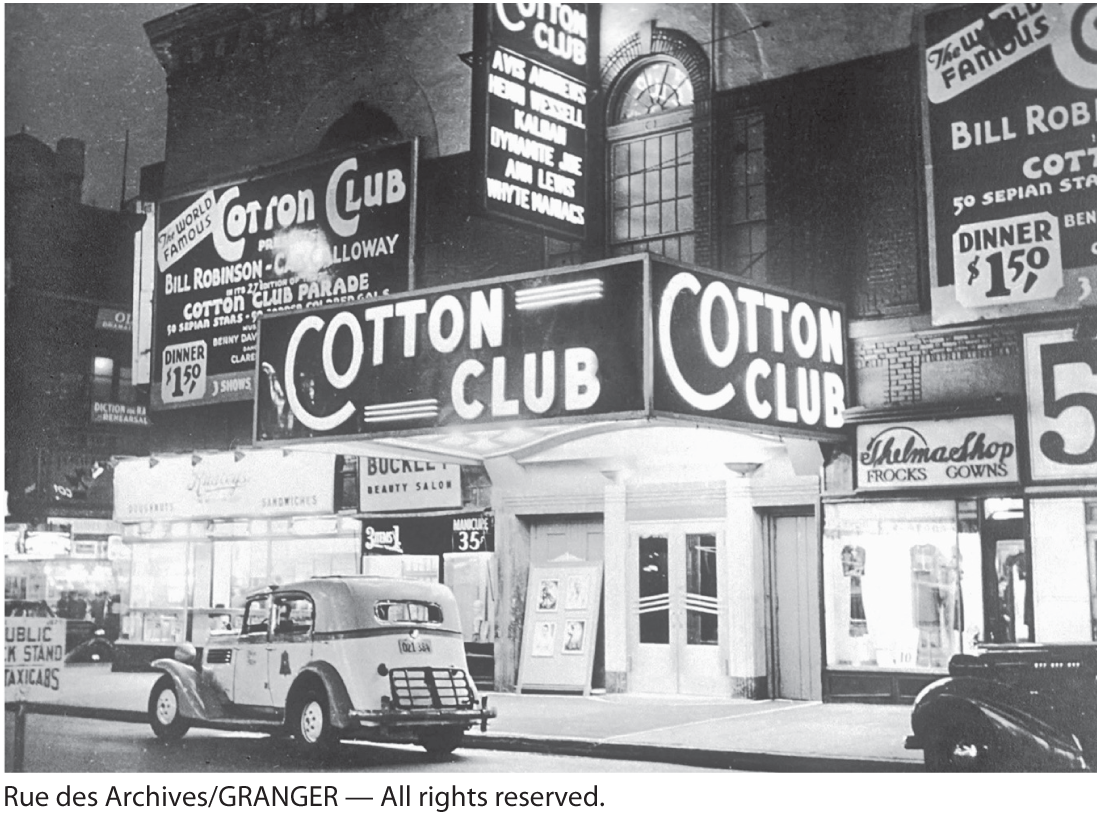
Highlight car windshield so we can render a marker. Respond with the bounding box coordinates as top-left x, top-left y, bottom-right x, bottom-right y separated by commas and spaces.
374, 600, 443, 625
